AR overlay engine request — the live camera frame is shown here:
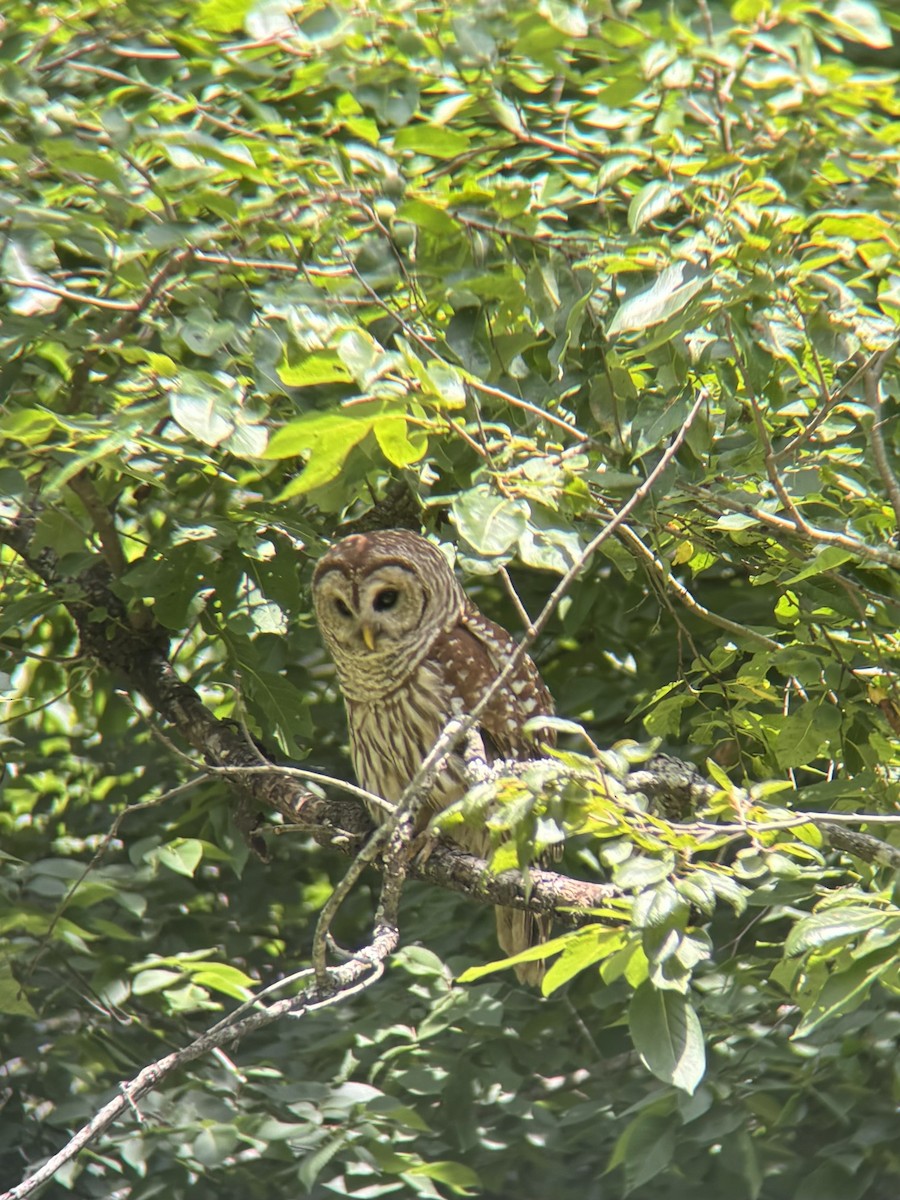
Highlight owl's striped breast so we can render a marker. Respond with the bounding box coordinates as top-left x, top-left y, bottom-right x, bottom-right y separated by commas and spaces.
346, 659, 467, 820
